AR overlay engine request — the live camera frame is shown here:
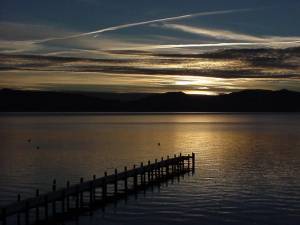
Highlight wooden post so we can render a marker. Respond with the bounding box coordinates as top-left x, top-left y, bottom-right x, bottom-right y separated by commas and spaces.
36, 189, 40, 221
151, 162, 154, 182
176, 157, 179, 174
114, 169, 118, 195
180, 153, 183, 173
147, 161, 151, 183
66, 181, 70, 211
166, 156, 170, 177
140, 162, 144, 187
124, 167, 128, 193
187, 154, 190, 171
17, 194, 21, 225
52, 179, 56, 215
180, 158, 182, 173
93, 175, 96, 201
154, 159, 158, 181
102, 172, 107, 201
80, 178, 84, 207
192, 152, 195, 172
174, 154, 177, 175
143, 164, 146, 186
161, 157, 164, 179
133, 165, 137, 189
158, 159, 161, 180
